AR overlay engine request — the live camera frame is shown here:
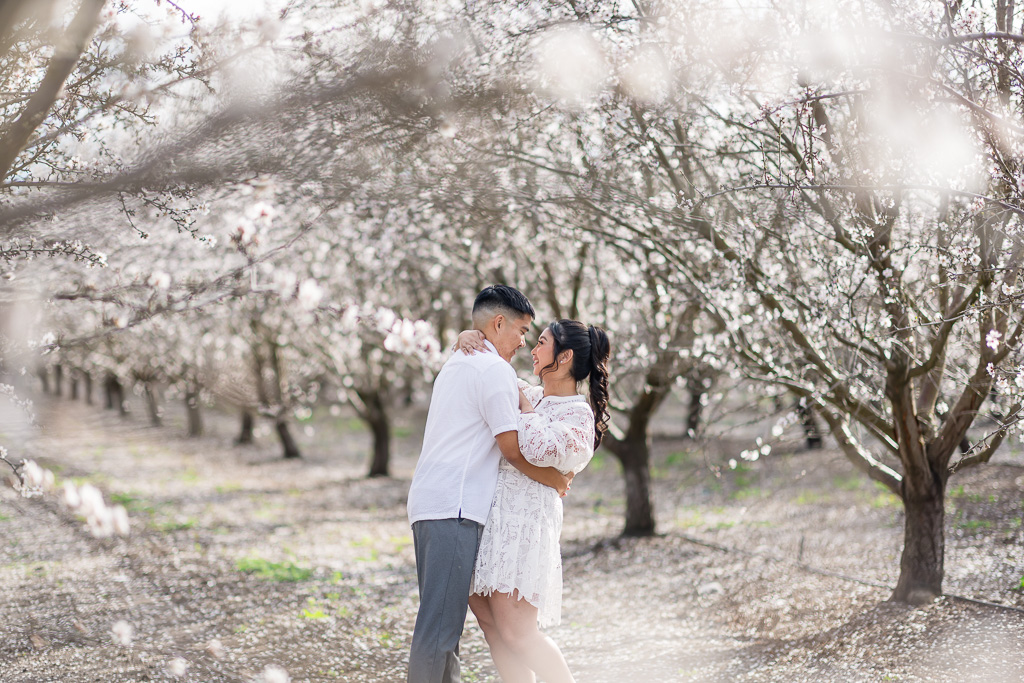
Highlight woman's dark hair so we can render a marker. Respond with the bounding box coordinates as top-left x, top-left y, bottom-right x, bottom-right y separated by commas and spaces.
541, 319, 611, 448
